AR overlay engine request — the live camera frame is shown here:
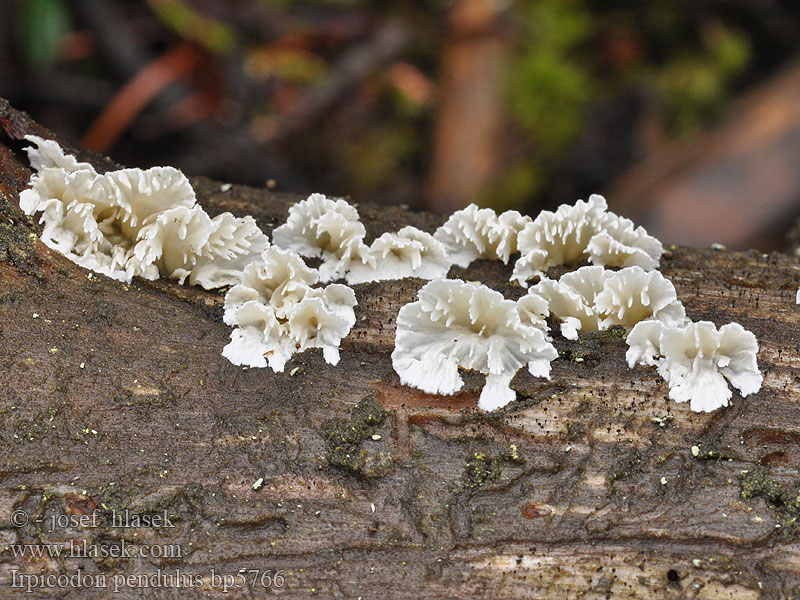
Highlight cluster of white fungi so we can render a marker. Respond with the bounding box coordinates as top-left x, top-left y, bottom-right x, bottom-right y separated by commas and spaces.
21, 137, 763, 413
